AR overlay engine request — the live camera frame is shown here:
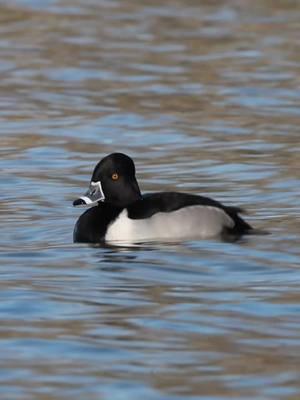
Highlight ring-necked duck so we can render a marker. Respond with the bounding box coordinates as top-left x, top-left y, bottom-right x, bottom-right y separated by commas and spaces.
73, 153, 253, 243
